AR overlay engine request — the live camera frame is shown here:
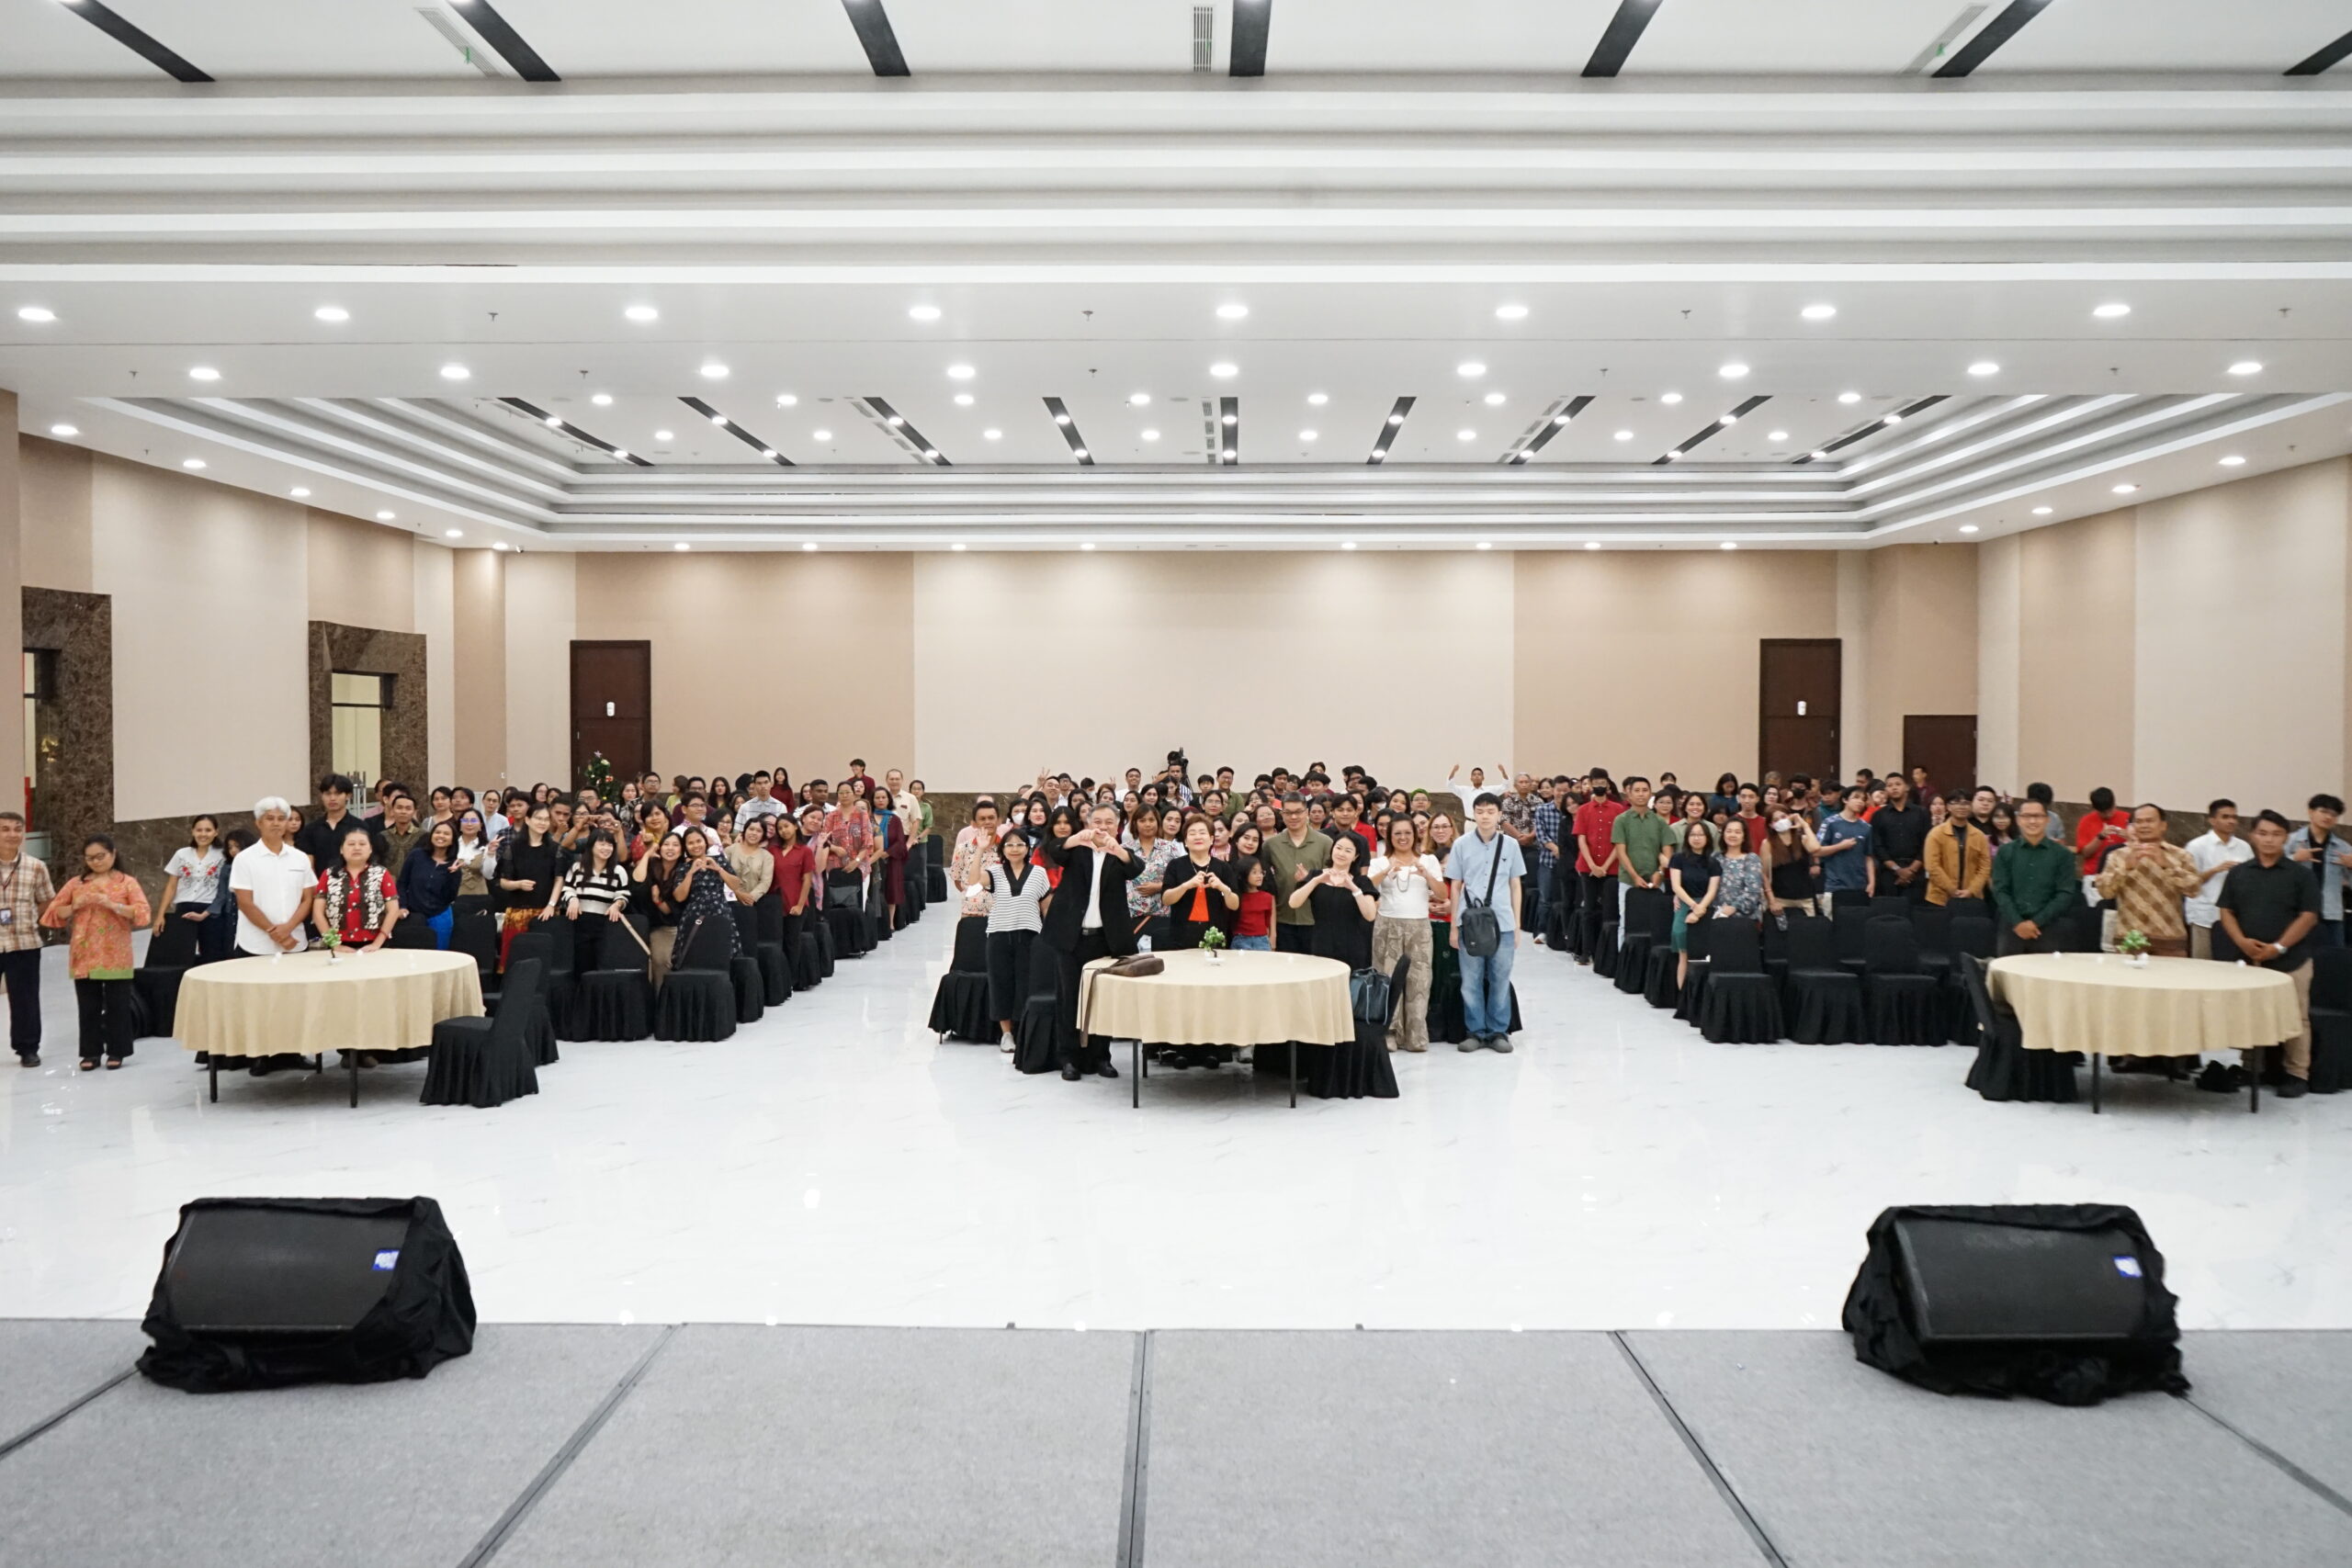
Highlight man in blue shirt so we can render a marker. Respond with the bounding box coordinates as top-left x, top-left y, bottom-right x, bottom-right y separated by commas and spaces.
1815, 784, 1875, 911
1445, 793, 1527, 1054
